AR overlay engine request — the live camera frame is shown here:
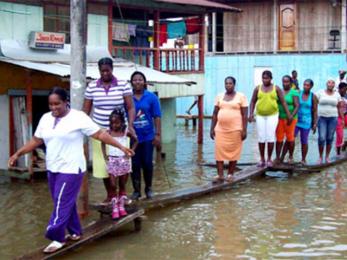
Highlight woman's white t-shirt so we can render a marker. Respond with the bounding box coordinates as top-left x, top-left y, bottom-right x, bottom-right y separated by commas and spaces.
316, 90, 342, 117
34, 109, 100, 174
